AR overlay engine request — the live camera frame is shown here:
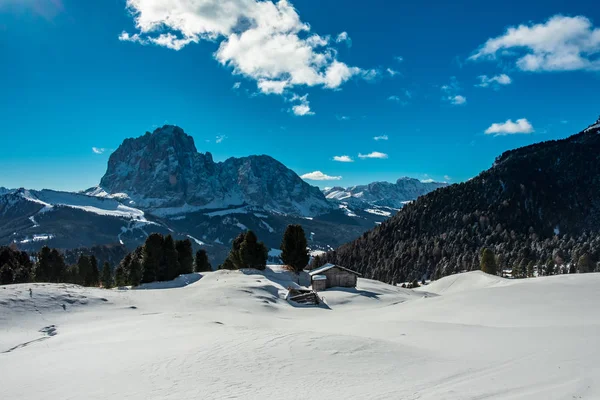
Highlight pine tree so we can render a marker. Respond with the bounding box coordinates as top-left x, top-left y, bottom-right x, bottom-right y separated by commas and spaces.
577, 253, 593, 273
0, 263, 14, 285
480, 248, 497, 275
161, 235, 180, 281
78, 255, 92, 286
49, 249, 66, 283
239, 231, 268, 270
227, 233, 246, 269
89, 255, 100, 286
526, 260, 535, 278
195, 249, 212, 272
36, 246, 53, 282
129, 257, 142, 286
114, 264, 127, 287
175, 239, 194, 275
101, 262, 113, 289
142, 233, 164, 283
545, 258, 555, 276
280, 224, 310, 273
